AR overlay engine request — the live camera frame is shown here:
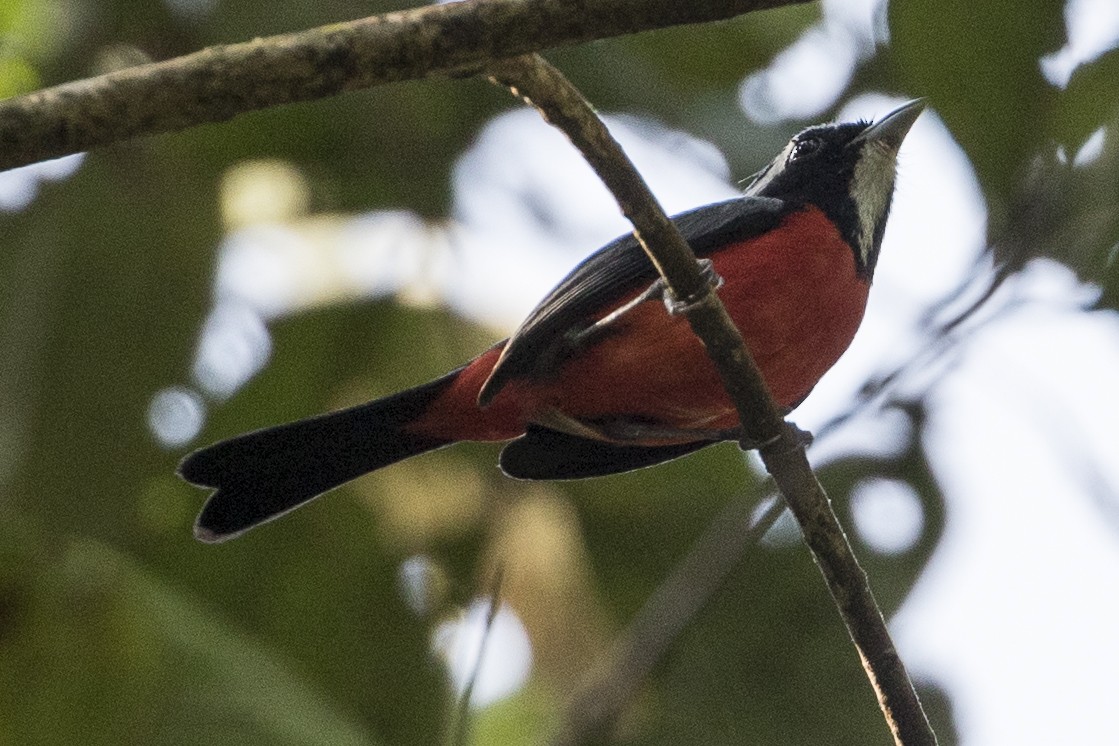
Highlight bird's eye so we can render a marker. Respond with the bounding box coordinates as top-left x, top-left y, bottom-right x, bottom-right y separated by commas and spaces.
790, 137, 821, 161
